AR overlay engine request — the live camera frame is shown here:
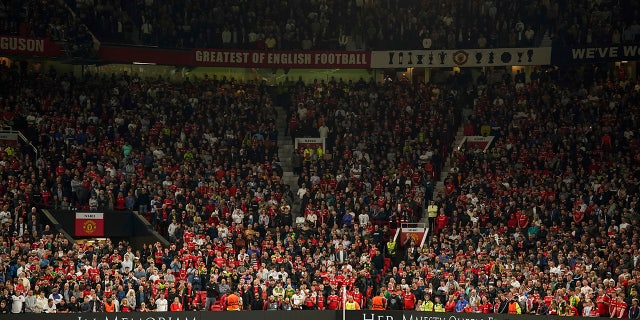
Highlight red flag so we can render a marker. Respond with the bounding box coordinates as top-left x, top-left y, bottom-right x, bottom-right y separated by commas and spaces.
75, 212, 104, 237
